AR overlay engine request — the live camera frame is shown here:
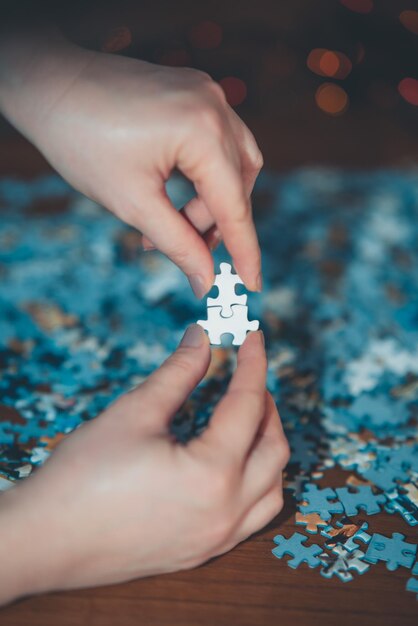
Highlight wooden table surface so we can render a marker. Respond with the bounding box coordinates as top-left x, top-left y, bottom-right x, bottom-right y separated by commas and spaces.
1, 2, 417, 616
1, 470, 416, 626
